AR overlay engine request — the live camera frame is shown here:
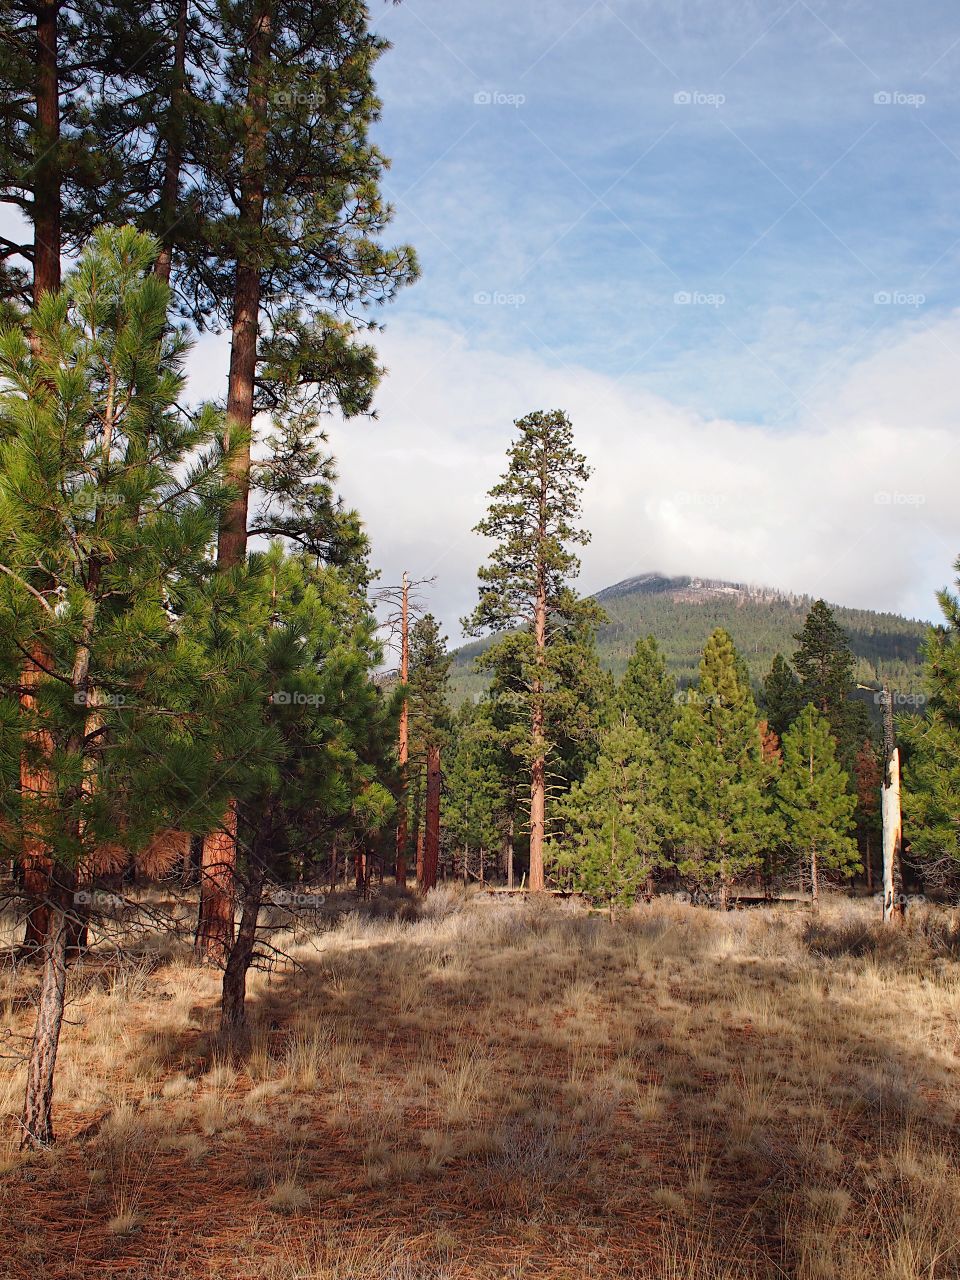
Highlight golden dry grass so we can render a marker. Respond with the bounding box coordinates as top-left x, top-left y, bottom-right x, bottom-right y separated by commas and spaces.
1, 887, 959, 1278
